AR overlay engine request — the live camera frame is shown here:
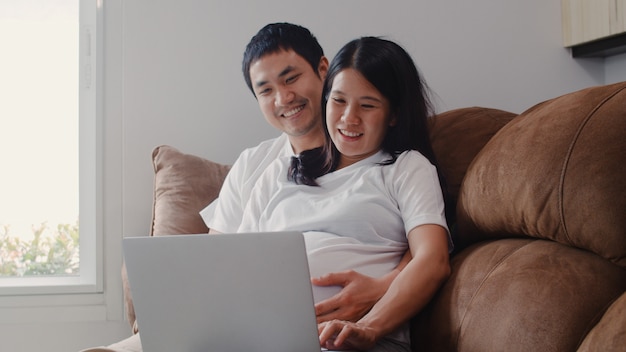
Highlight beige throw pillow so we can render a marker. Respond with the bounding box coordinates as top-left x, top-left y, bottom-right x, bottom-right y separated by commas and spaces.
123, 145, 231, 329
